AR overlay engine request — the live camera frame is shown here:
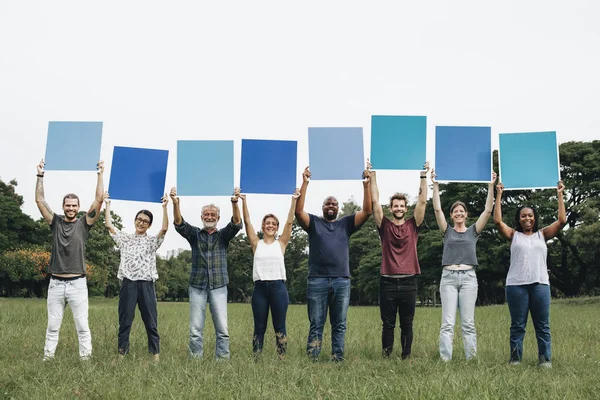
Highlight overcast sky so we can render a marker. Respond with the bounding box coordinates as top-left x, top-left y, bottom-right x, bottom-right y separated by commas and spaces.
1, 0, 599, 255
